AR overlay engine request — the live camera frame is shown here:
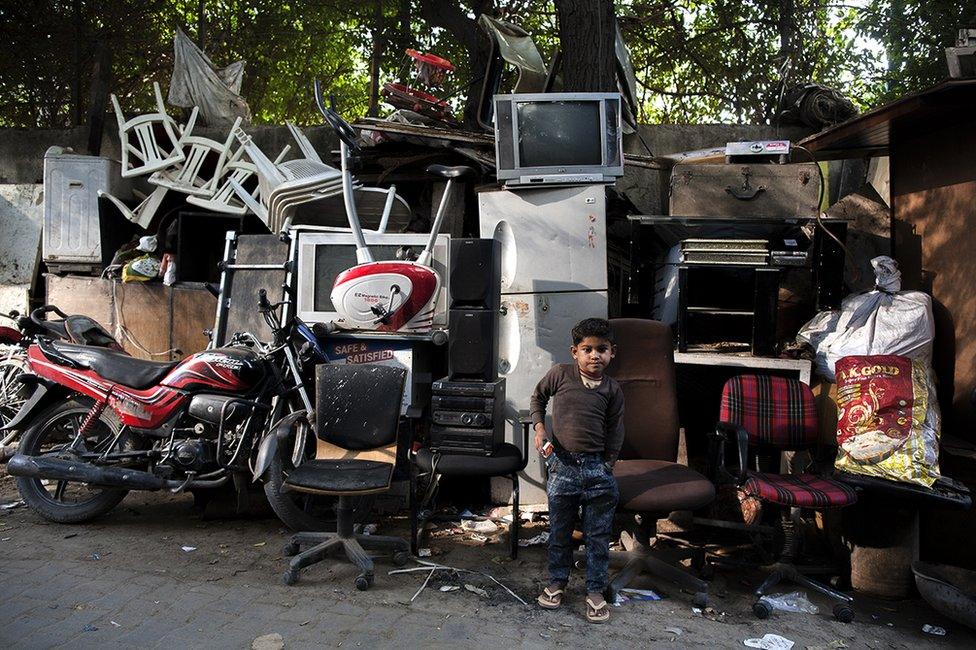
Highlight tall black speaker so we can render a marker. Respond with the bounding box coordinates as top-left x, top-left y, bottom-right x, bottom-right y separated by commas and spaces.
449, 238, 501, 310
448, 309, 498, 381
